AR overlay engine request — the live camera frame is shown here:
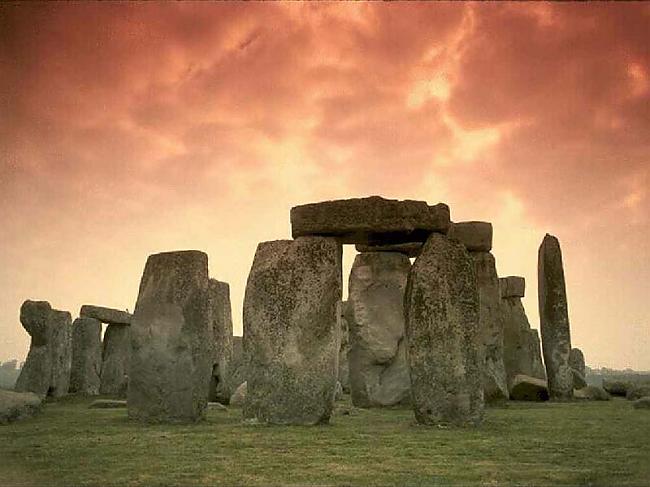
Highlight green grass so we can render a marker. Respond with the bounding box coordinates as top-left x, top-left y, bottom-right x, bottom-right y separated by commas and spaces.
1, 396, 649, 487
